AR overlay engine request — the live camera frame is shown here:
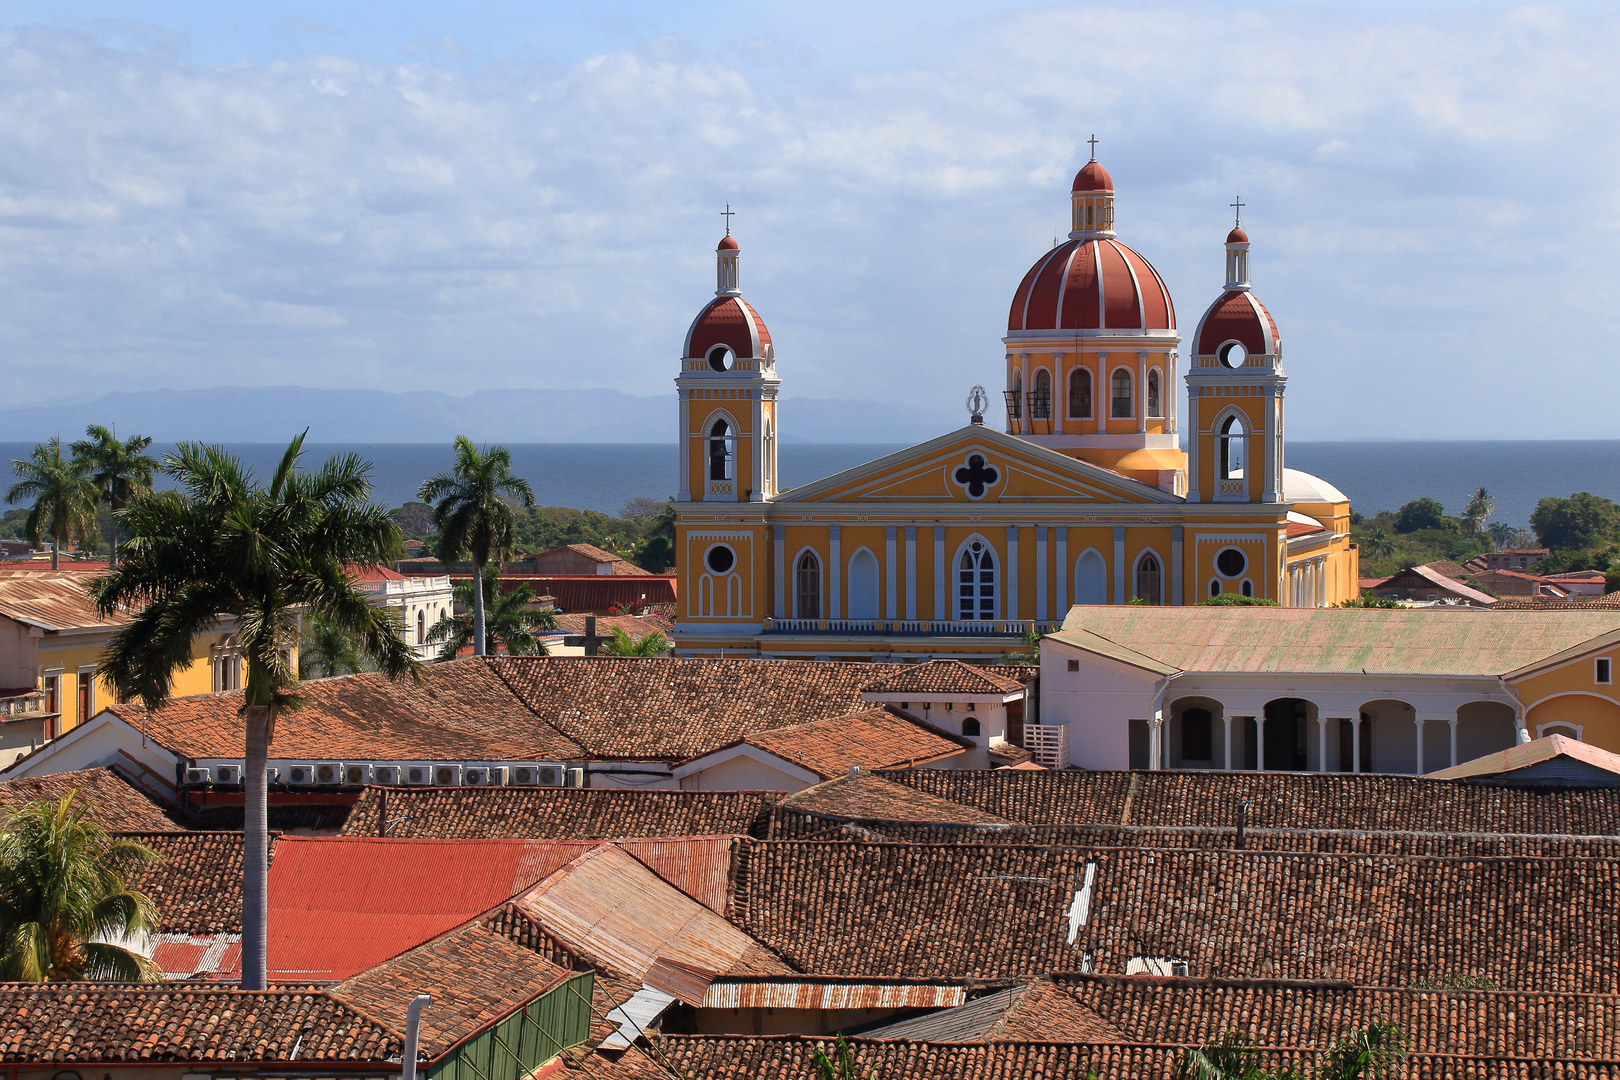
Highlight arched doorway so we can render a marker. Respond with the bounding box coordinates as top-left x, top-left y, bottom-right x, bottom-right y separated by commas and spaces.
1256, 698, 1313, 771
847, 548, 880, 620
1170, 696, 1225, 769
1074, 549, 1107, 606
1358, 699, 1416, 773
1455, 701, 1516, 765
